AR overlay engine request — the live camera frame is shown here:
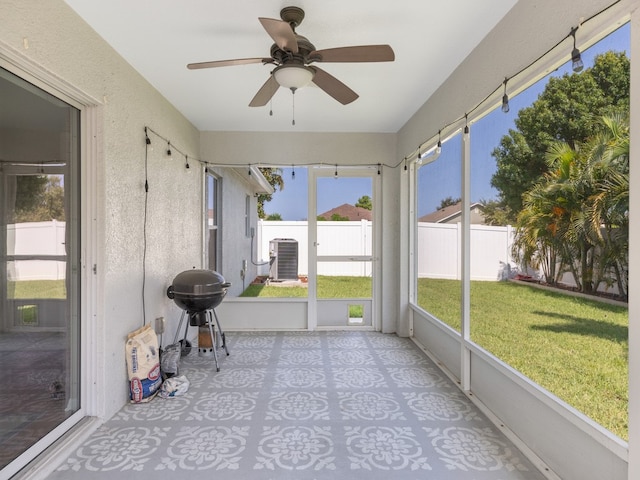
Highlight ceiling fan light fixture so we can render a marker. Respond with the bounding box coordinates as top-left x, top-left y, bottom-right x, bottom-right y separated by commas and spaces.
273, 65, 315, 90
